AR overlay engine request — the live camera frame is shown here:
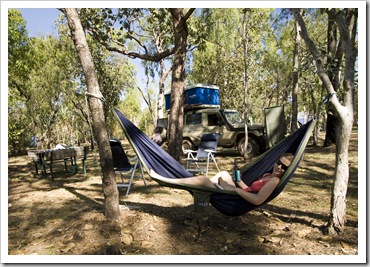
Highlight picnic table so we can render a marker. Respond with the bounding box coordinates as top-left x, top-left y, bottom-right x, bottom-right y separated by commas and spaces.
28, 146, 88, 180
